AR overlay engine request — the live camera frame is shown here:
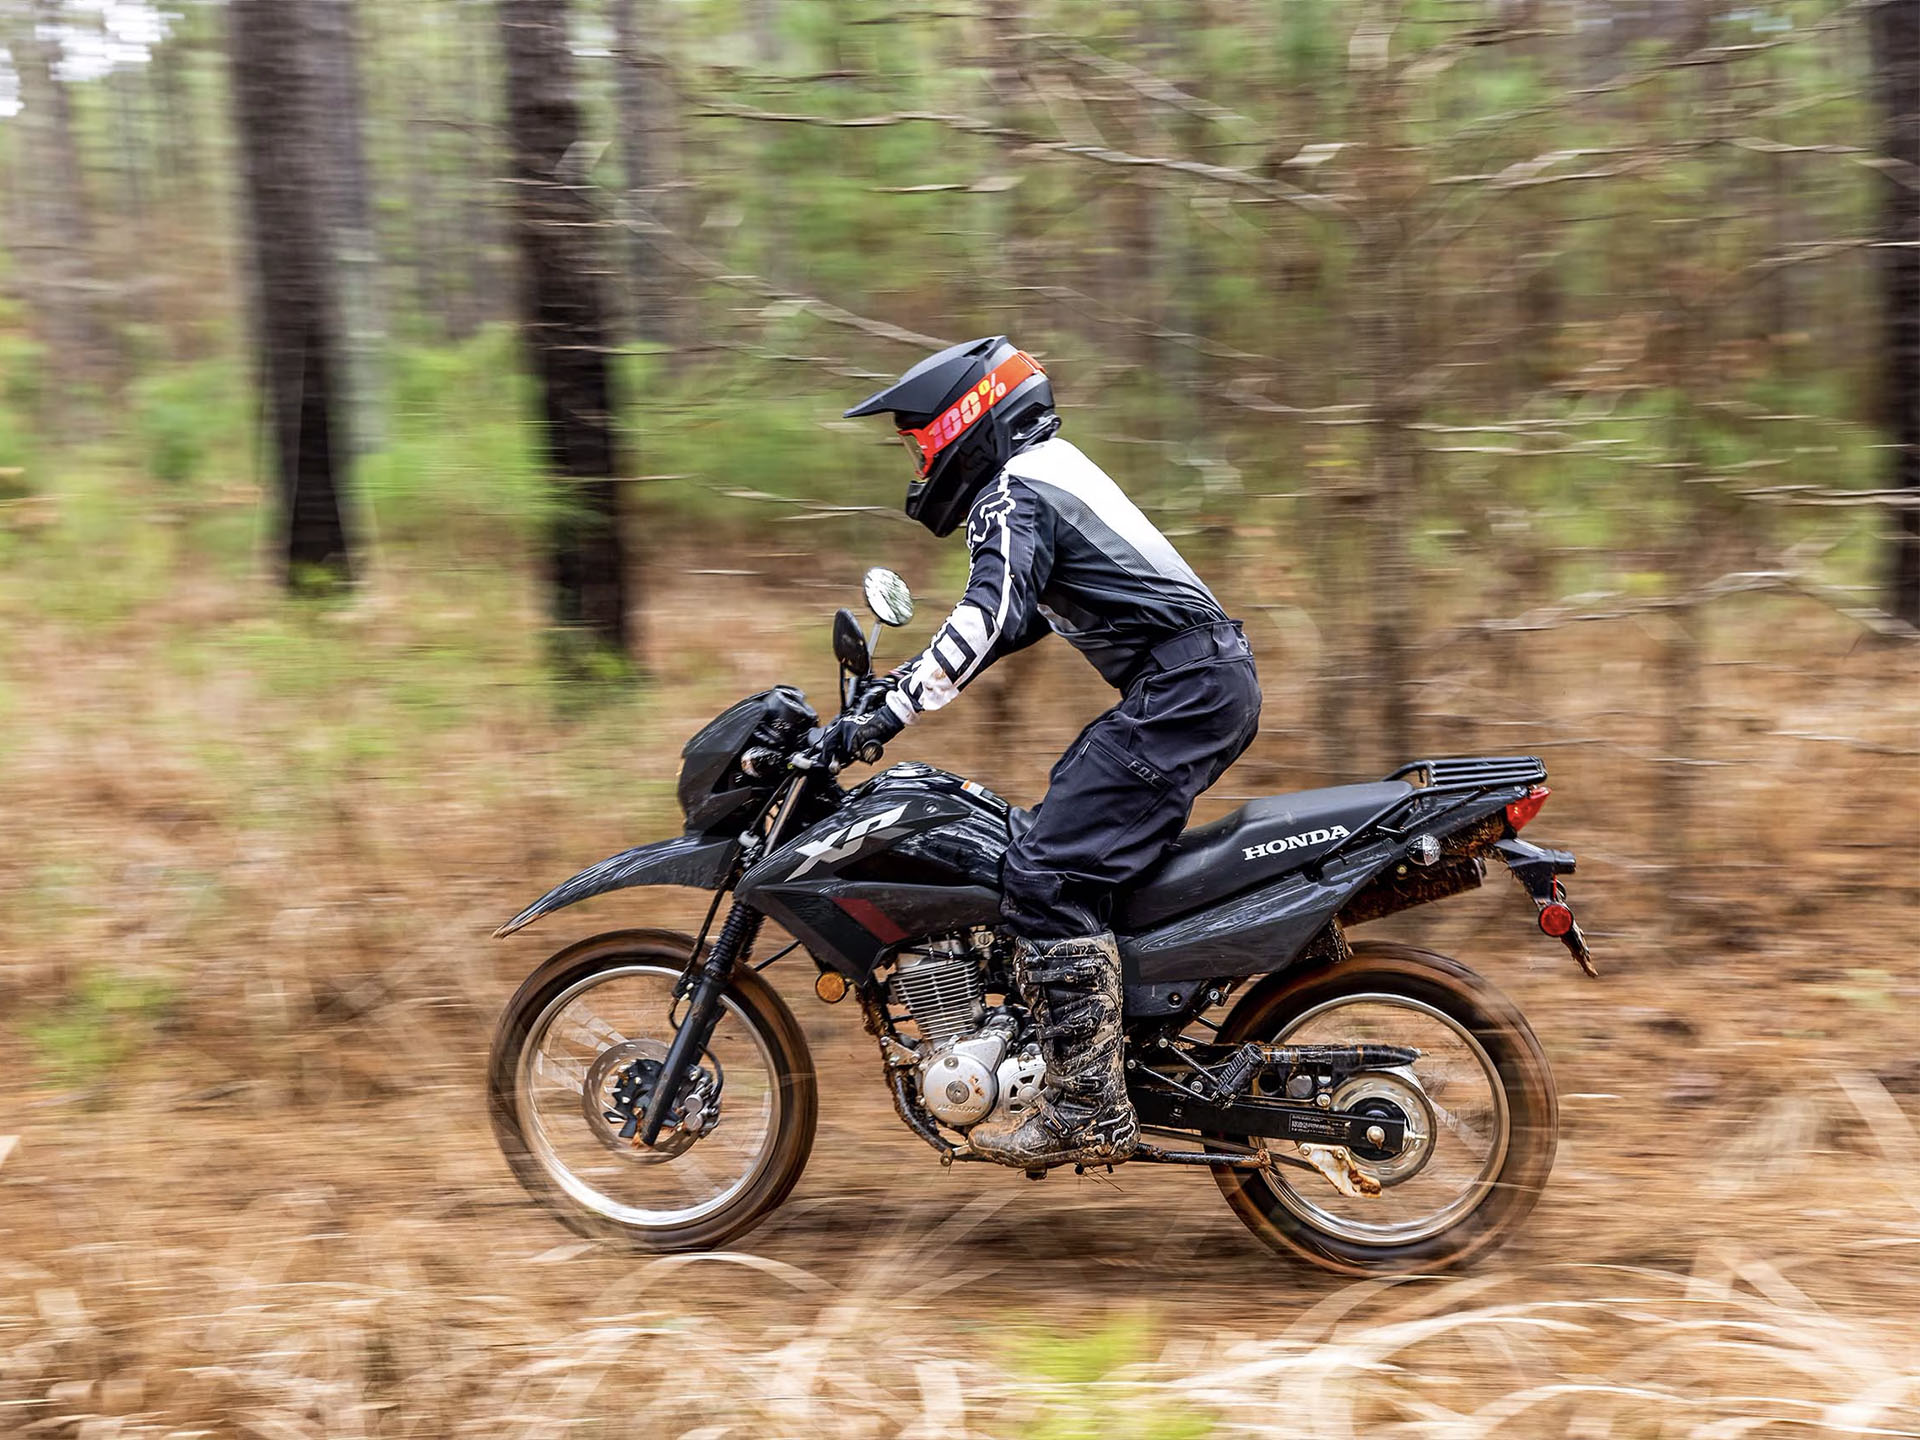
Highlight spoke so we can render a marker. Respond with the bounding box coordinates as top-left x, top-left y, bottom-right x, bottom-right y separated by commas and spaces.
662, 1145, 723, 1199
1430, 1099, 1493, 1160
519, 966, 785, 1227
552, 1009, 631, 1053
533, 1050, 590, 1093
